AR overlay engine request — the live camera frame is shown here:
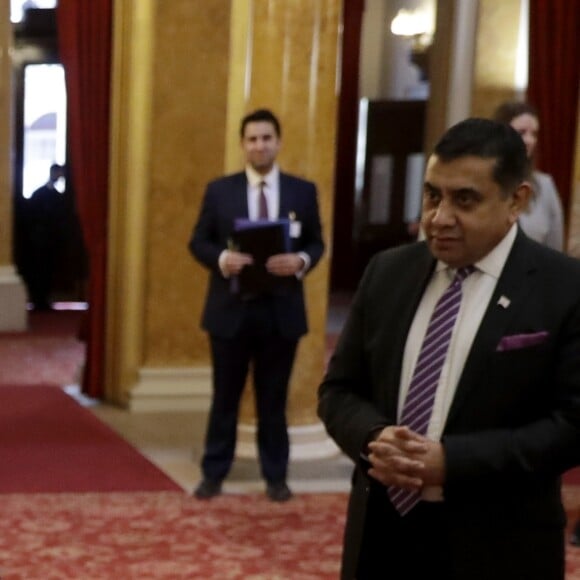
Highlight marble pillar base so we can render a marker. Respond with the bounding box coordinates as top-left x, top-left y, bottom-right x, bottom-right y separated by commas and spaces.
0, 266, 27, 331
236, 421, 341, 461
127, 366, 212, 412
126, 365, 340, 460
